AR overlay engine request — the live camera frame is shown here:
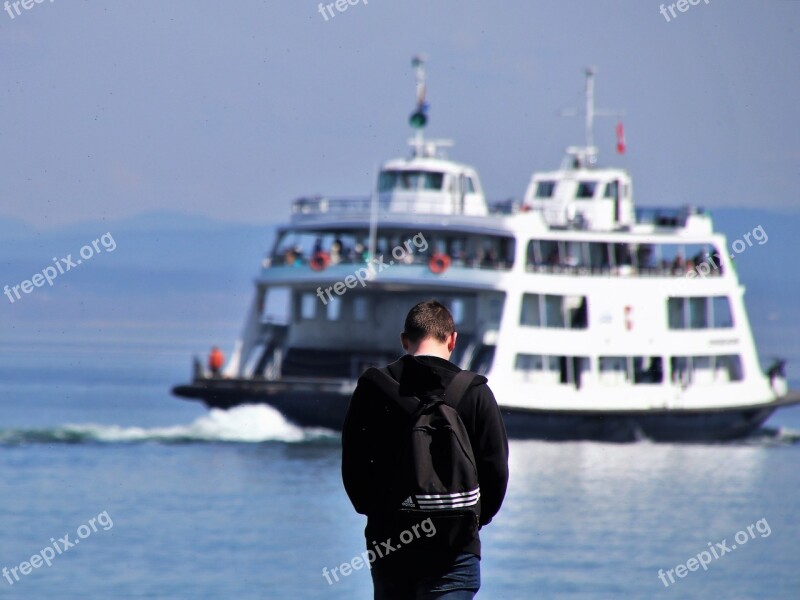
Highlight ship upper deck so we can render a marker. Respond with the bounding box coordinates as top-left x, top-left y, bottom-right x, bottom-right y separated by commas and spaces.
268, 62, 724, 286
289, 194, 715, 238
